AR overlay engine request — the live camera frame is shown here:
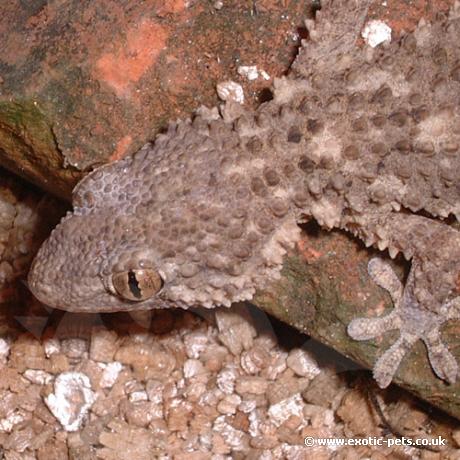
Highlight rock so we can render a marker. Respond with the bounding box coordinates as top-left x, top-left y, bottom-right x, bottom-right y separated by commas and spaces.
0, 1, 310, 198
